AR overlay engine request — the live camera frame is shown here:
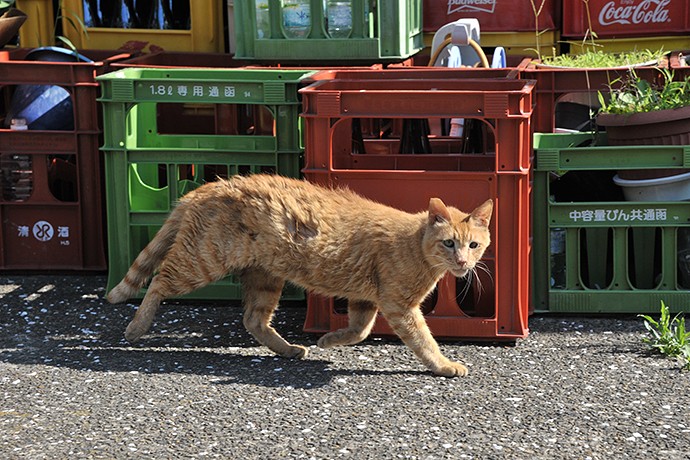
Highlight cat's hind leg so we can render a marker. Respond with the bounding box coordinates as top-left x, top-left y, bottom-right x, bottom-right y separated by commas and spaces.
241, 268, 308, 359
317, 300, 378, 348
124, 257, 218, 342
124, 274, 170, 342
380, 305, 468, 377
